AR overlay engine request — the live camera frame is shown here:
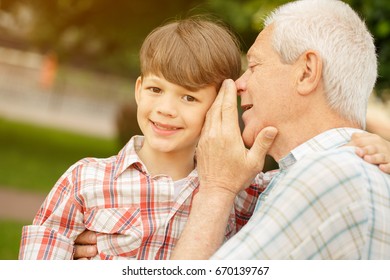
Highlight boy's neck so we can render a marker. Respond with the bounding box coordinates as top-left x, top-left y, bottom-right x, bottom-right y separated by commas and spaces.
137, 144, 196, 181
